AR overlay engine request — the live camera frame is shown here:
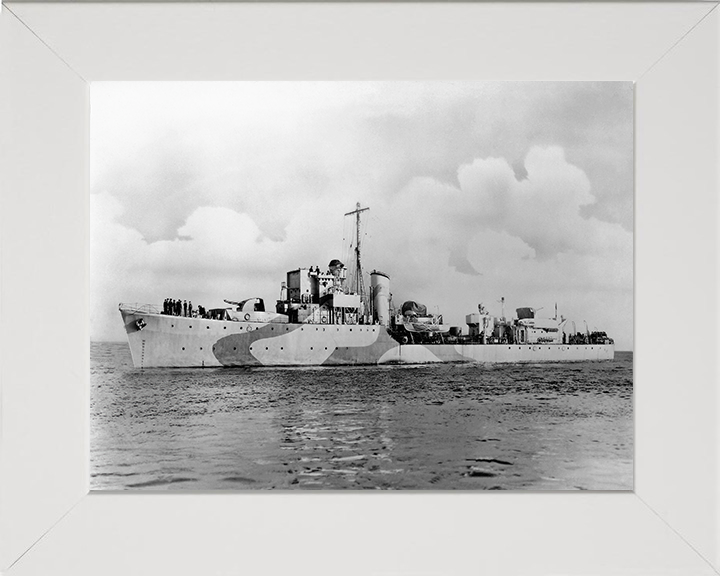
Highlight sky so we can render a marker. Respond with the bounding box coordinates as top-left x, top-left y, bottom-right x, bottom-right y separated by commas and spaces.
91, 82, 633, 350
